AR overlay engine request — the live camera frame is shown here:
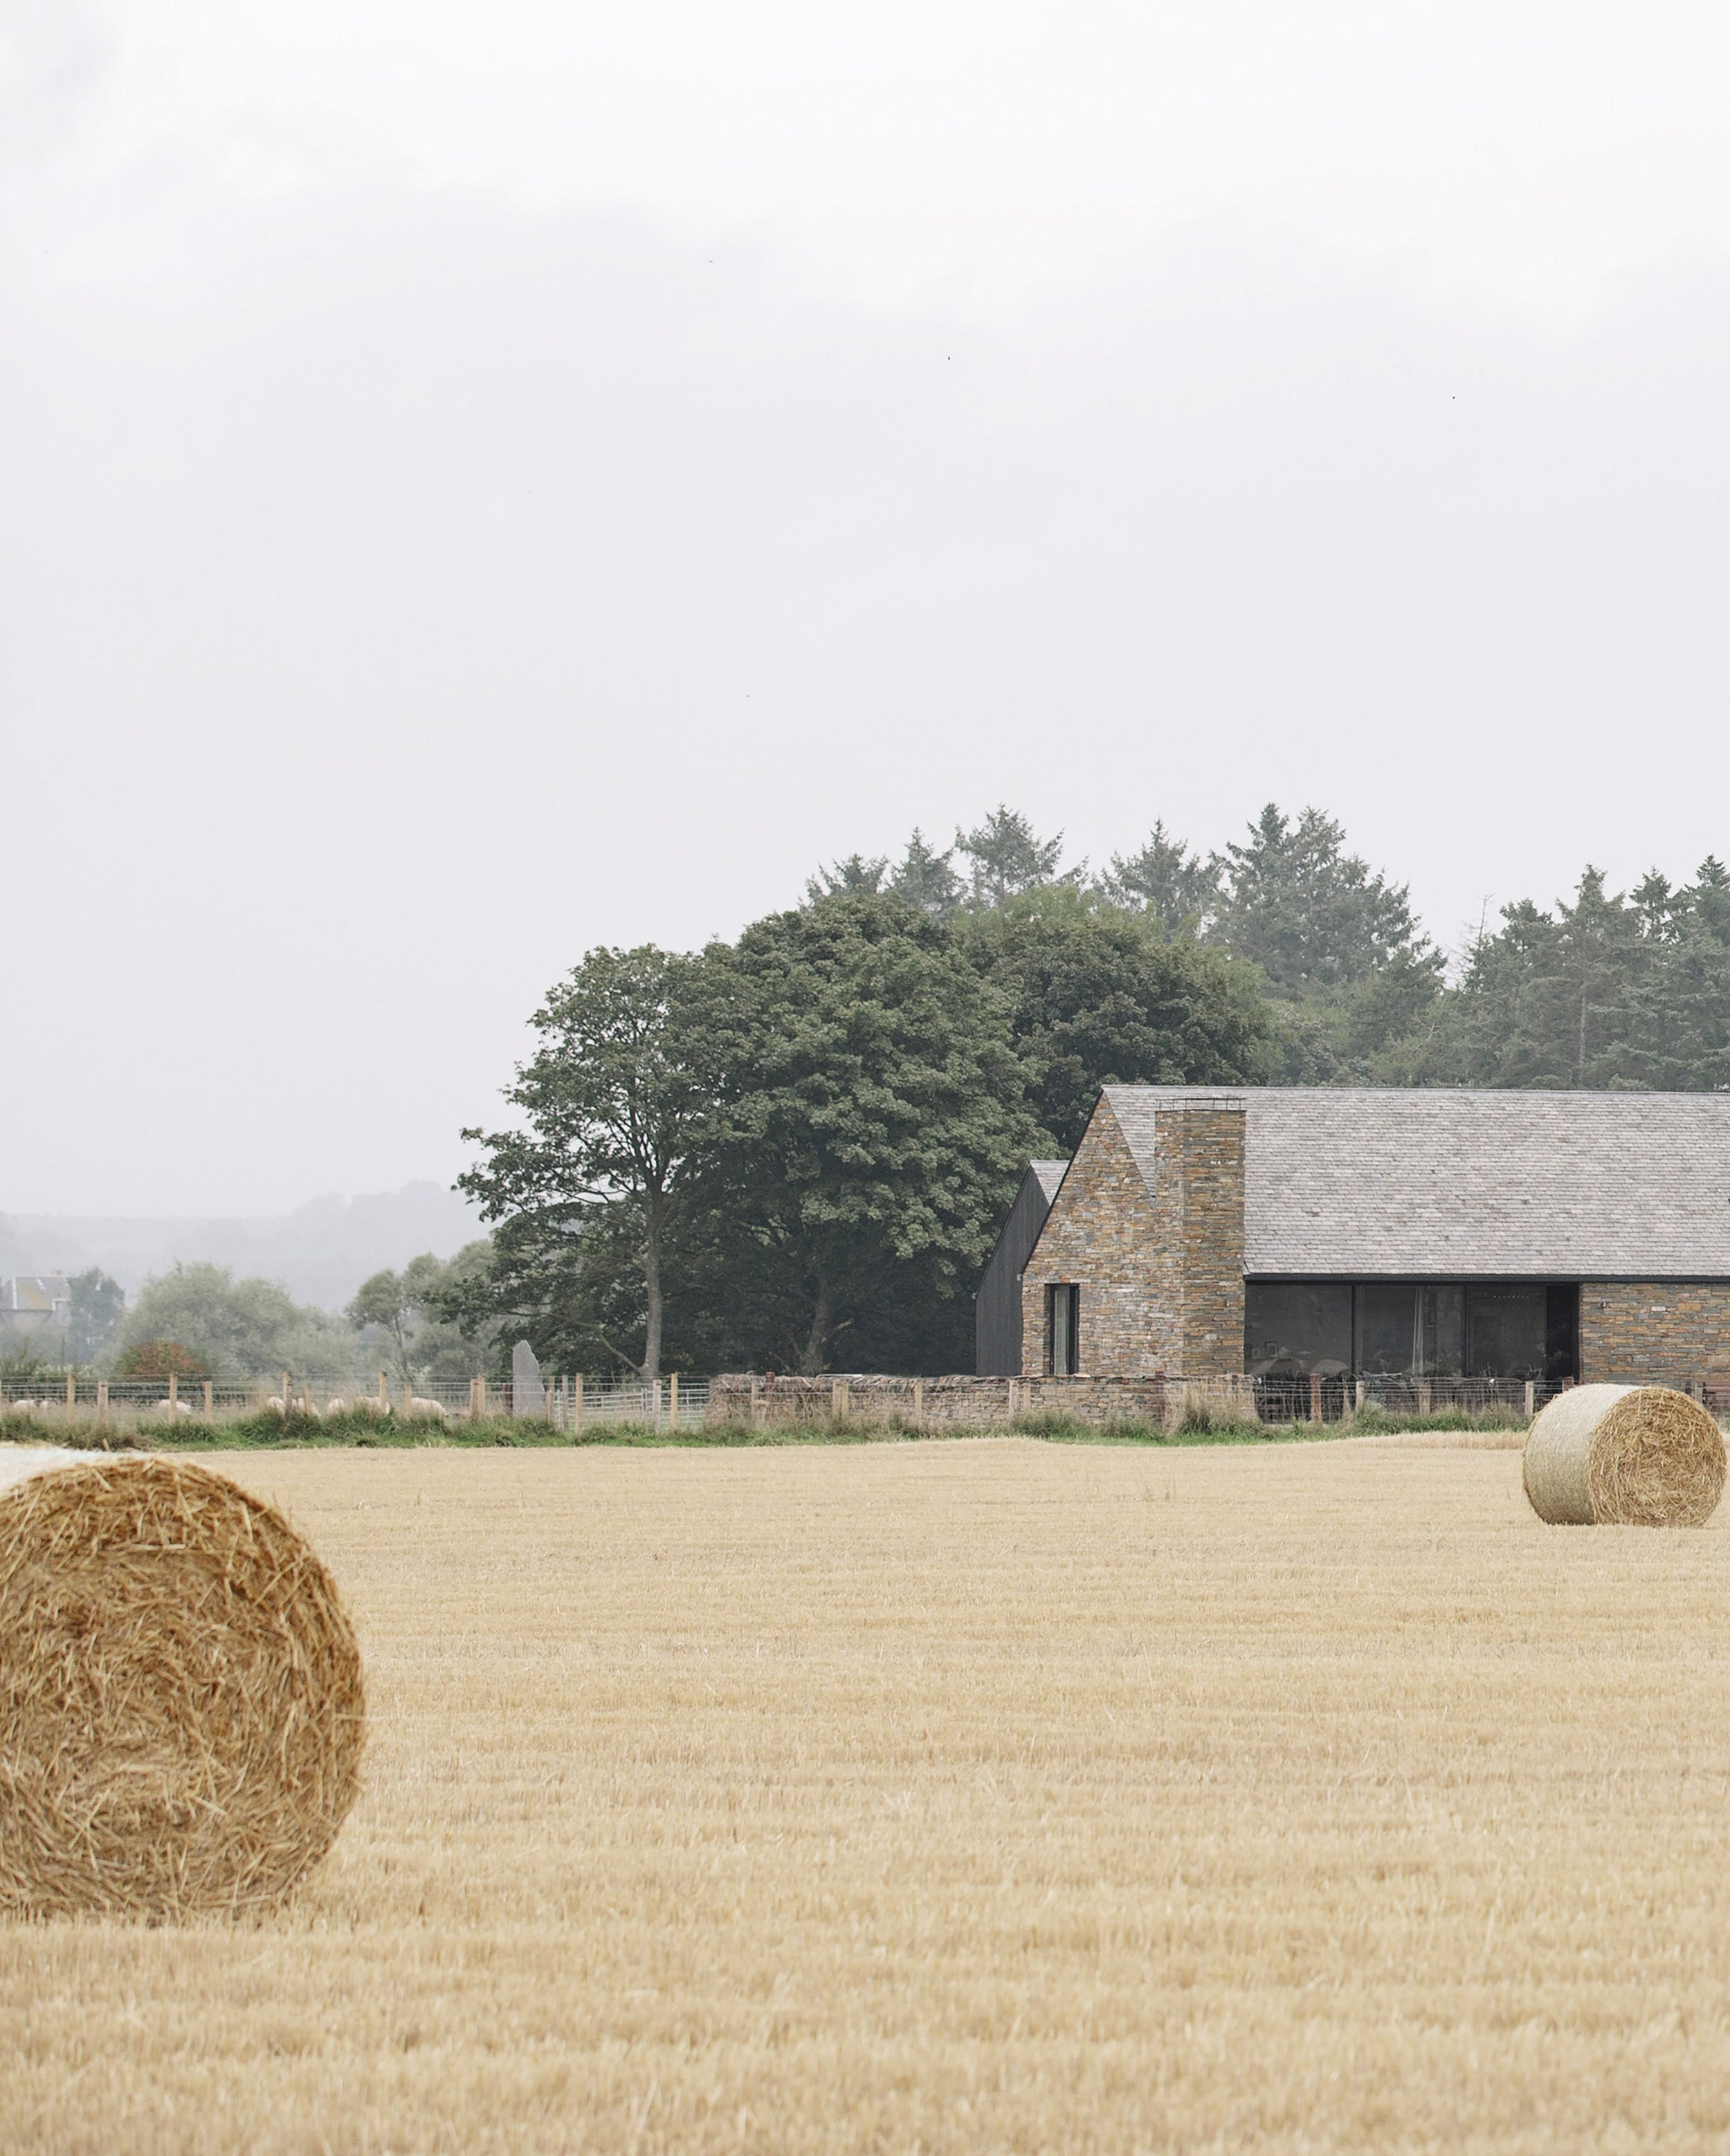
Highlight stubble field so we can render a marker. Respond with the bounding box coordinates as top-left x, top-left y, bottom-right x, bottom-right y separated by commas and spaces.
3, 1435, 1729, 2154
